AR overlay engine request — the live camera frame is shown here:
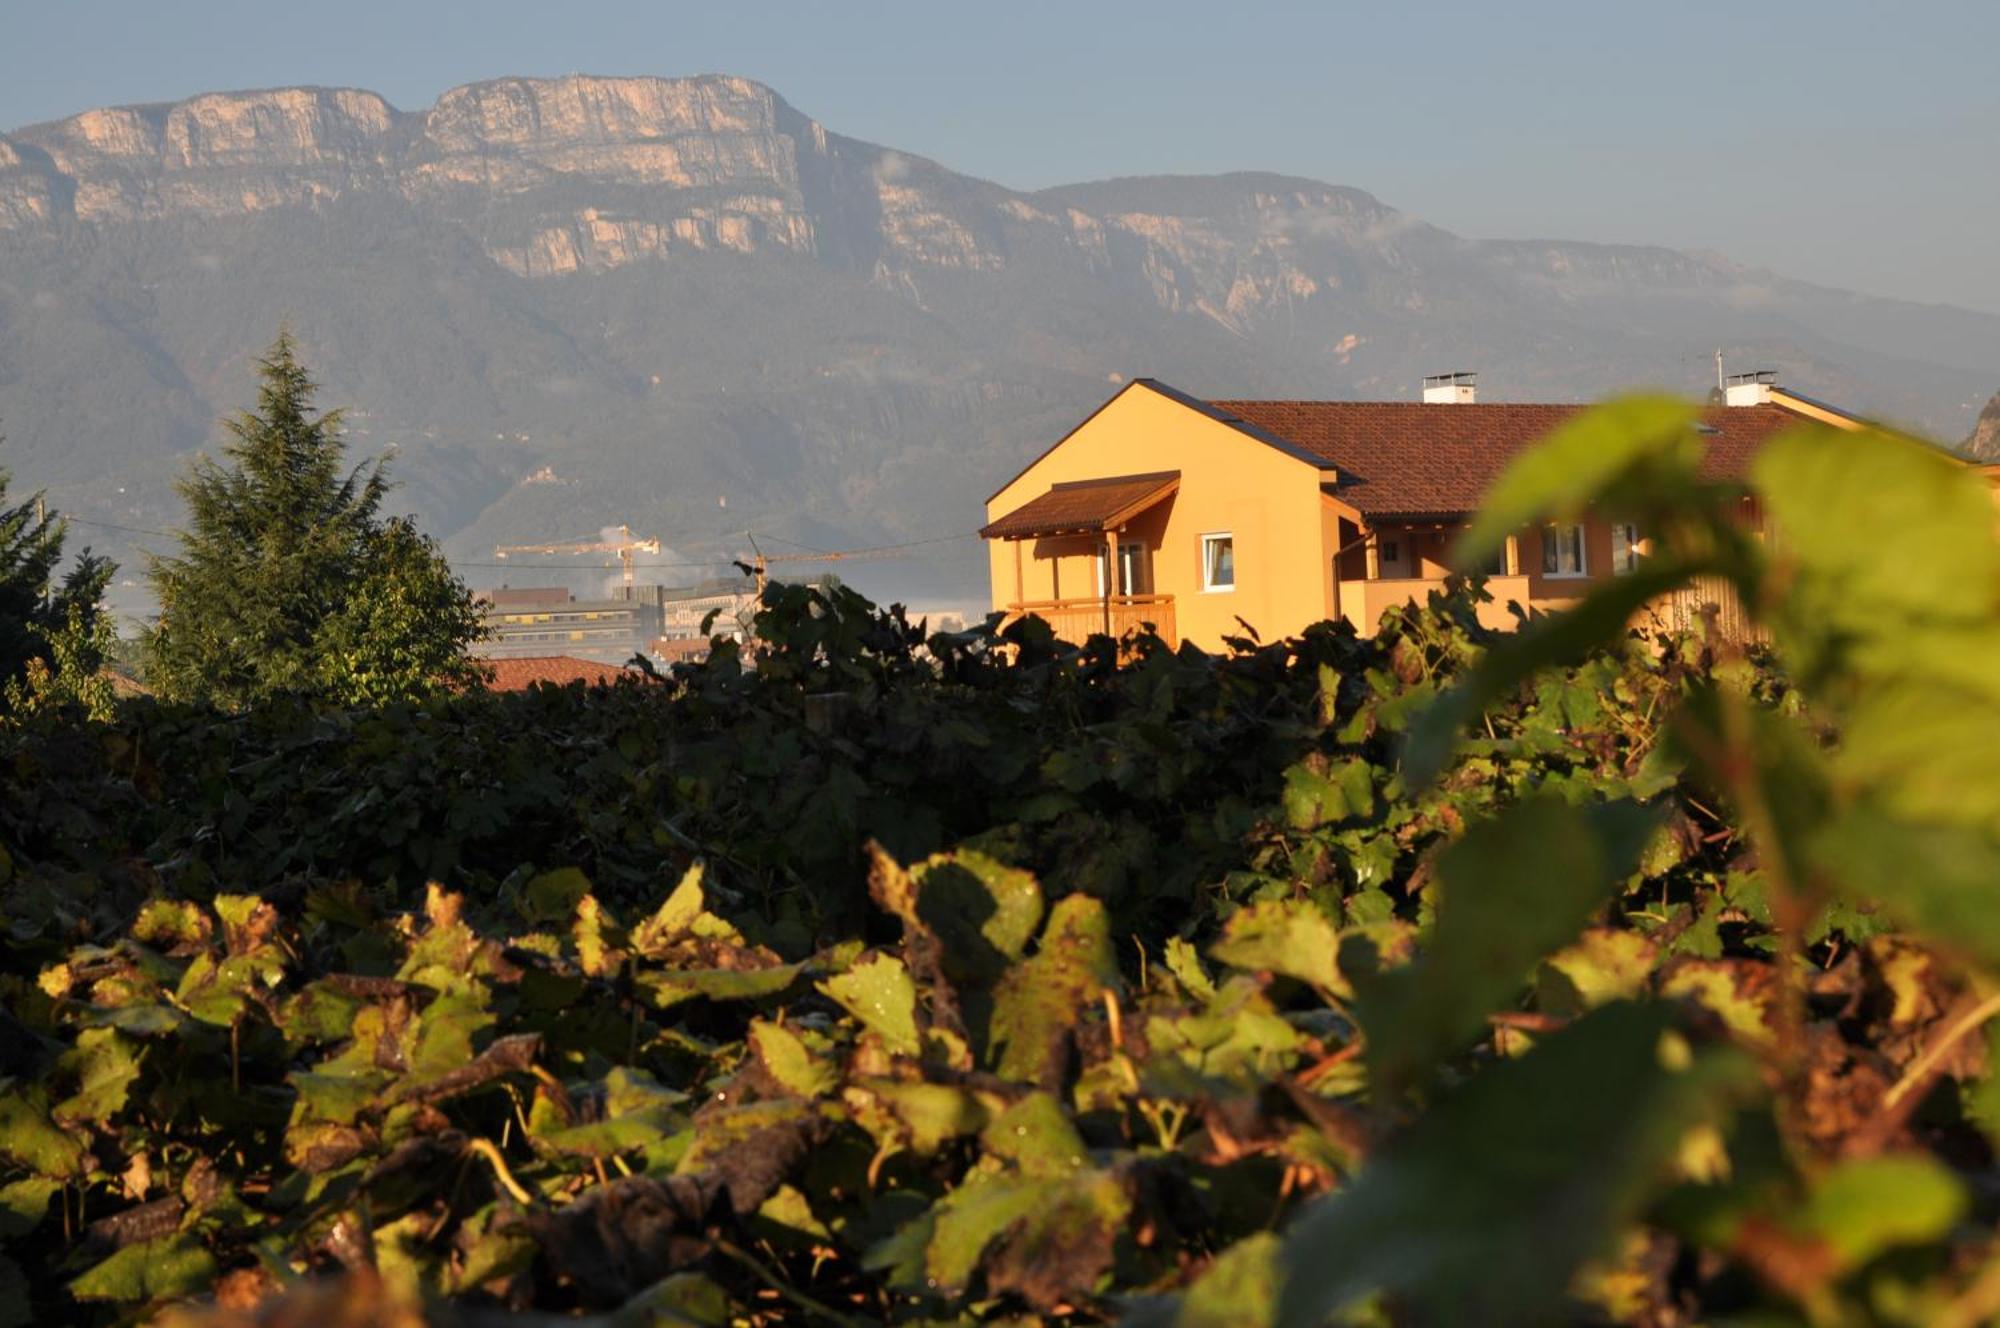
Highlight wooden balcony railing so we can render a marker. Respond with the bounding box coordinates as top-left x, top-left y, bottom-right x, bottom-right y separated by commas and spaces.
1002, 595, 1176, 645
1641, 574, 1768, 645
